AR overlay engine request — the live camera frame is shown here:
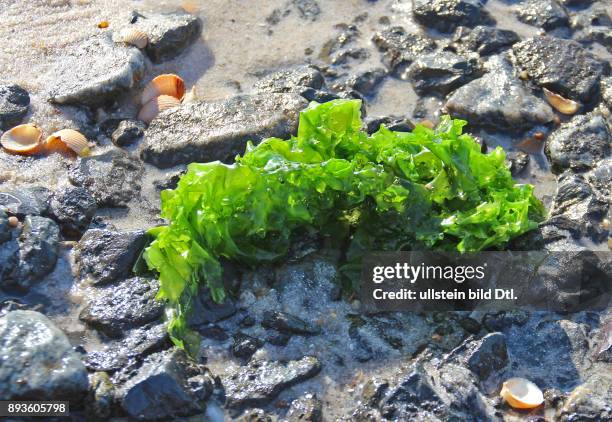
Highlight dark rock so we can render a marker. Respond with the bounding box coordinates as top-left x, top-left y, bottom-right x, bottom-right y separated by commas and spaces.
231, 332, 264, 360
262, 311, 321, 335
508, 151, 530, 176
86, 372, 114, 421
348, 324, 374, 362
365, 116, 415, 134
197, 324, 229, 341
445, 55, 554, 132
412, 0, 494, 33
341, 68, 387, 96
362, 378, 389, 407
465, 333, 508, 381
407, 51, 480, 95
238, 408, 274, 422
319, 25, 360, 62
572, 8, 612, 51
223, 356, 322, 409
79, 277, 163, 338
49, 186, 97, 238
293, 0, 321, 21
513, 36, 608, 102
255, 65, 324, 94
85, 323, 169, 372
516, 0, 569, 30
111, 119, 146, 147
117, 348, 213, 420
285, 393, 323, 422
140, 94, 307, 168
240, 314, 256, 328
47, 35, 145, 106
0, 209, 10, 244
351, 405, 382, 421
482, 311, 529, 332
372, 26, 436, 74
0, 311, 88, 401
548, 112, 610, 172
557, 373, 612, 421
0, 84, 30, 130
69, 150, 144, 207
451, 25, 520, 56
74, 228, 146, 285
267, 330, 292, 346
0, 186, 51, 217
458, 316, 481, 334
188, 286, 237, 328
